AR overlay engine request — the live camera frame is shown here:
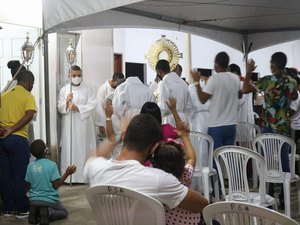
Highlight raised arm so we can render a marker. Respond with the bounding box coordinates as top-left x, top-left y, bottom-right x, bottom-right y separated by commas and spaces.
105, 100, 115, 143
166, 97, 182, 129
190, 71, 211, 104
242, 59, 257, 94
176, 122, 196, 168
52, 165, 76, 189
